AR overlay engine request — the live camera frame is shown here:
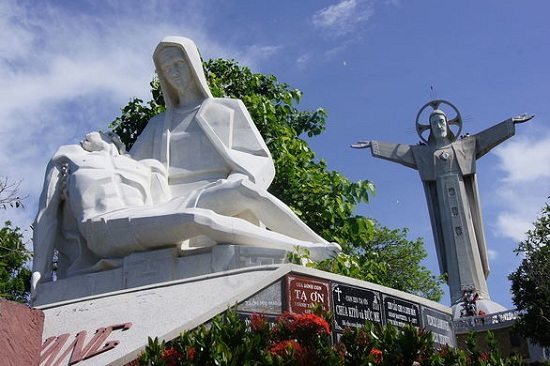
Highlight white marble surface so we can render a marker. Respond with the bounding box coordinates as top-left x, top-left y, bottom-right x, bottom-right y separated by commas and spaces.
33, 245, 291, 305
32, 36, 340, 298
